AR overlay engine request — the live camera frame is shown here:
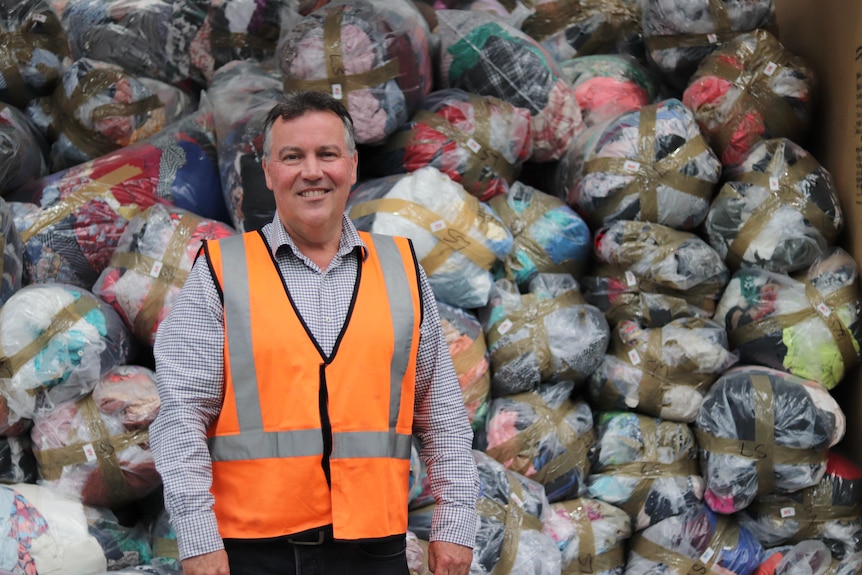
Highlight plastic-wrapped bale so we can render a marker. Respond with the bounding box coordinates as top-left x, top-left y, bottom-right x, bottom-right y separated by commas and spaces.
695, 365, 845, 515
0, 101, 48, 195
559, 98, 721, 231
0, 0, 69, 108
703, 138, 843, 274
0, 284, 134, 425
757, 541, 831, 575
30, 364, 161, 508
0, 394, 29, 436
481, 381, 595, 503
0, 435, 38, 483
737, 452, 862, 560
278, 0, 432, 145
832, 551, 862, 575
409, 450, 563, 575
149, 508, 181, 574
62, 0, 209, 89
519, 0, 643, 64
641, 0, 776, 91
682, 29, 815, 167
586, 411, 703, 531
542, 497, 631, 575
208, 60, 283, 233
26, 57, 196, 172
588, 317, 739, 423
560, 54, 656, 128
0, 196, 23, 306
0, 482, 111, 573
582, 220, 730, 327
347, 166, 514, 309
12, 108, 224, 289
373, 88, 533, 201
93, 204, 236, 347
714, 248, 862, 390
406, 531, 426, 575
436, 8, 584, 162
85, 505, 154, 569
487, 181, 591, 290
478, 273, 609, 396
437, 300, 491, 431
625, 503, 763, 575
